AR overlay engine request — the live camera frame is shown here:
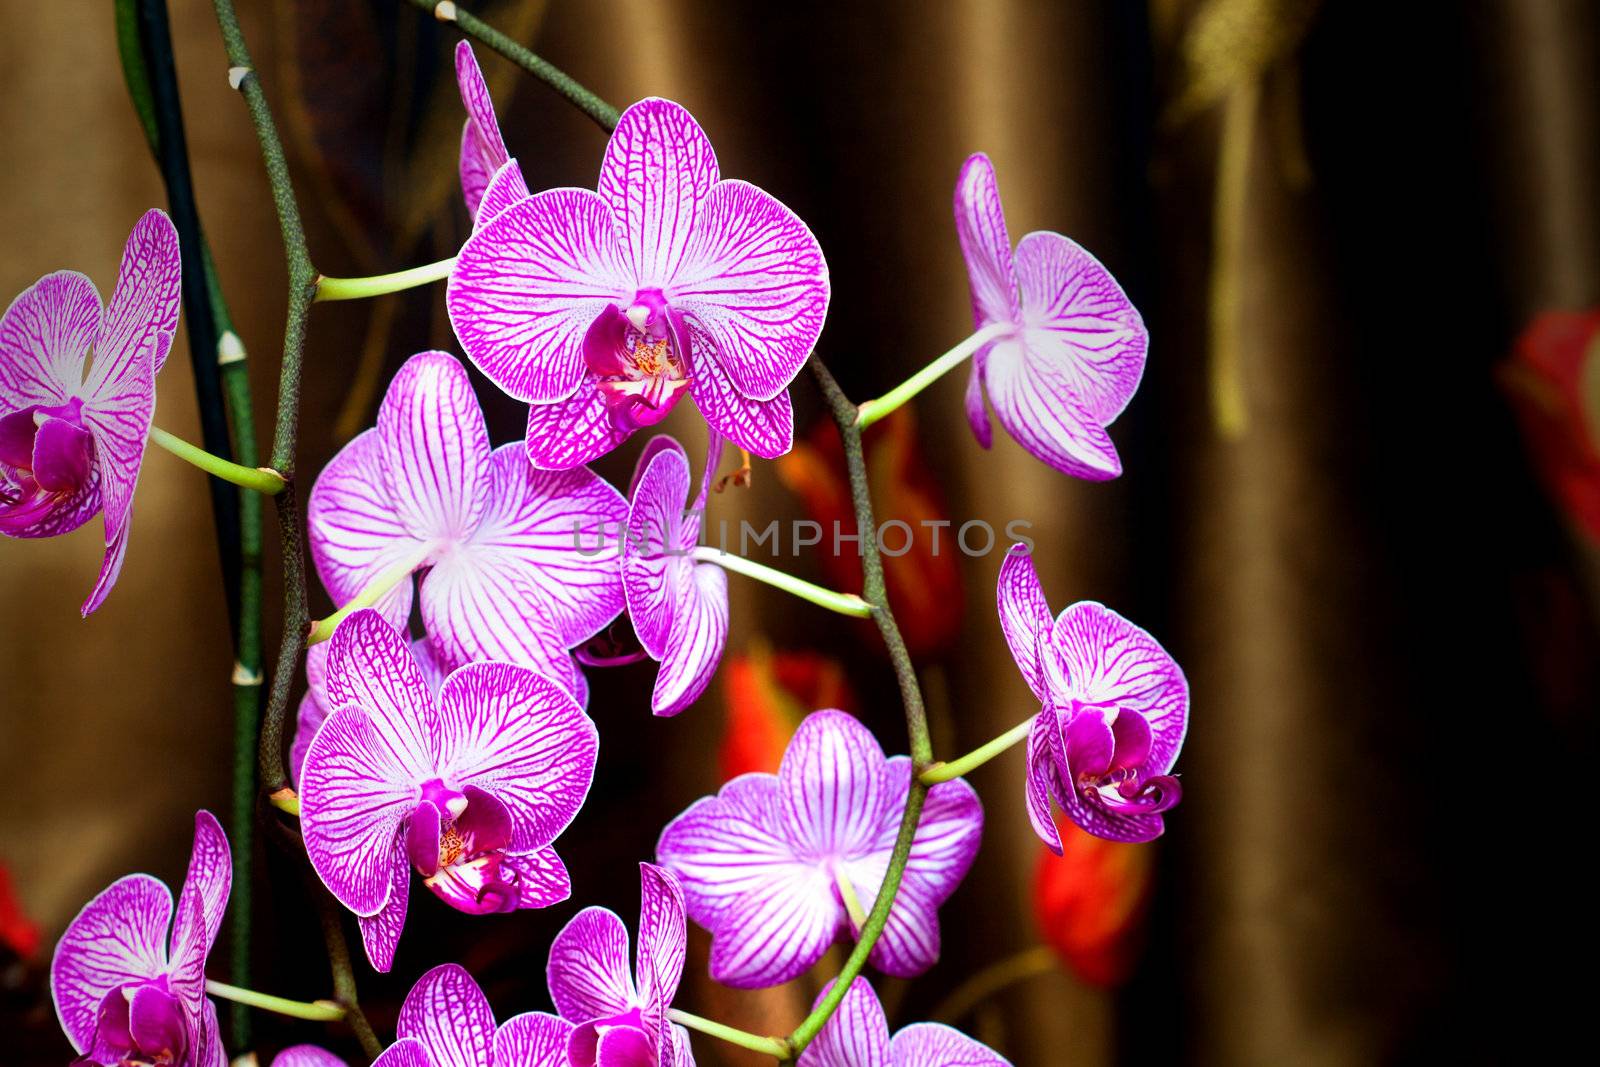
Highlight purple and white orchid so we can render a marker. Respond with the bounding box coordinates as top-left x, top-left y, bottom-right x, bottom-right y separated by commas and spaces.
622, 435, 729, 717
370, 962, 573, 1067
800, 977, 1010, 1067
998, 545, 1187, 846
308, 350, 626, 698
546, 862, 695, 1067
51, 811, 229, 1067
0, 209, 180, 614
448, 88, 829, 469
954, 153, 1146, 480
273, 1048, 347, 1067
656, 710, 982, 988
298, 609, 598, 971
